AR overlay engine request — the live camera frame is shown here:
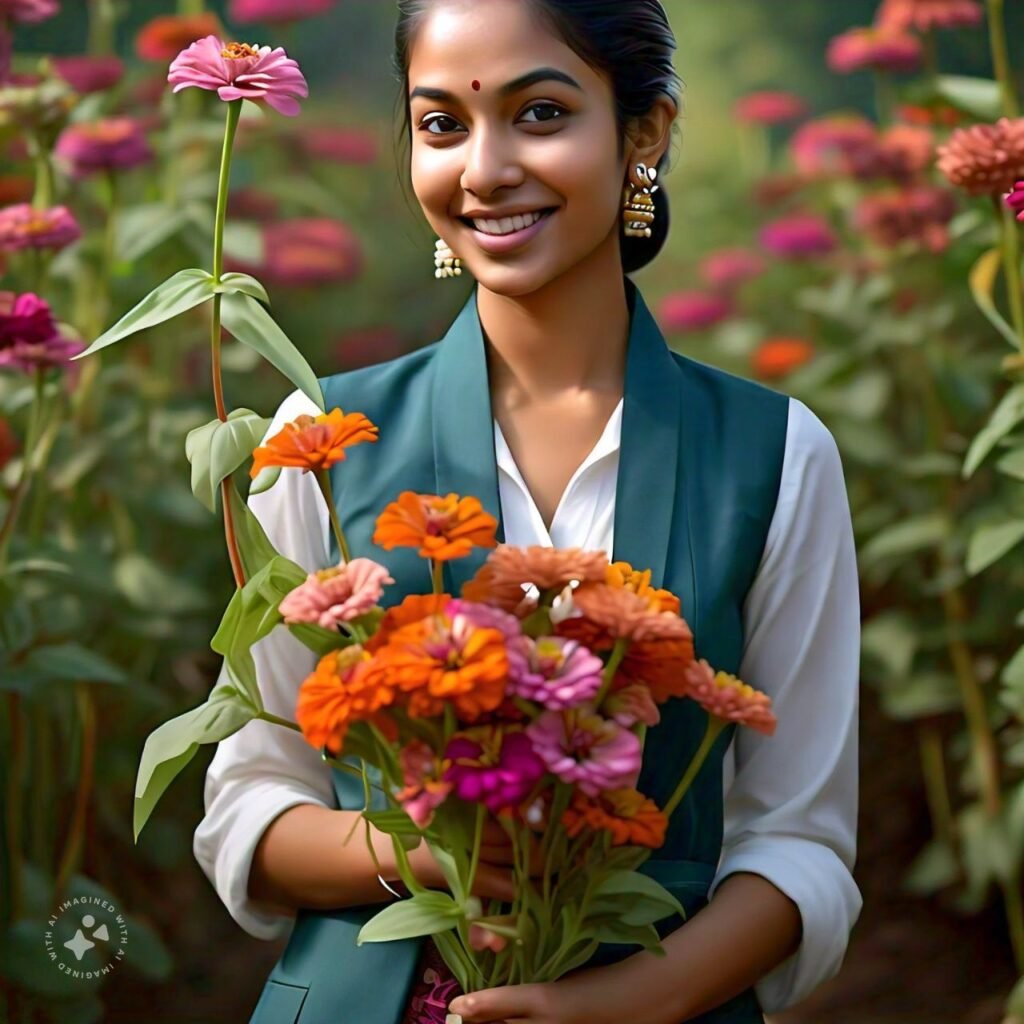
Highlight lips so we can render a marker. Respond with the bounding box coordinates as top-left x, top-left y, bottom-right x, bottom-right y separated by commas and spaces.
459, 207, 557, 255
